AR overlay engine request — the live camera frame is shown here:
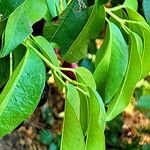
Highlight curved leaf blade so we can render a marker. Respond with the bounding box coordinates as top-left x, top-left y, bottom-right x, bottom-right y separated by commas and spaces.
44, 0, 89, 58
0, 0, 47, 57
44, 0, 105, 63
126, 8, 150, 78
78, 89, 88, 136
86, 87, 106, 150
0, 0, 25, 19
94, 22, 128, 103
0, 49, 46, 137
143, 0, 150, 25
123, 0, 138, 11
61, 84, 85, 150
106, 31, 142, 121
64, 3, 105, 62
0, 56, 10, 88
33, 36, 59, 66
75, 67, 96, 89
